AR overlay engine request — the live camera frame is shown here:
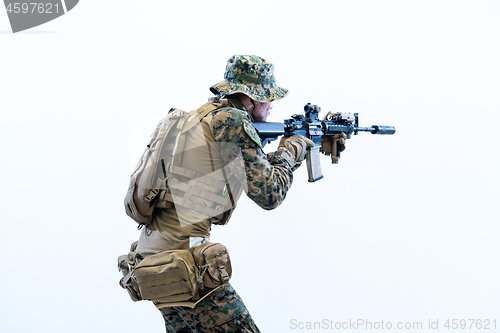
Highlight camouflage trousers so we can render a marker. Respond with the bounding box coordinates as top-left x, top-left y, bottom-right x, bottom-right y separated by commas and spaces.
159, 283, 260, 333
